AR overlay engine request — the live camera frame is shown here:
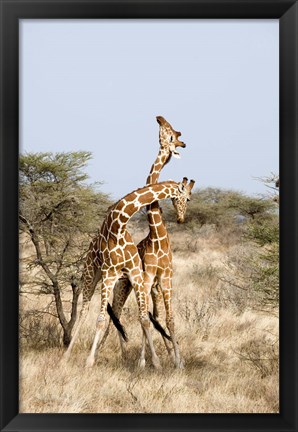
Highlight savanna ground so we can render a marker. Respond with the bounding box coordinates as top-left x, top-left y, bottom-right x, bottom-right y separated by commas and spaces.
19, 222, 279, 414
